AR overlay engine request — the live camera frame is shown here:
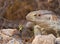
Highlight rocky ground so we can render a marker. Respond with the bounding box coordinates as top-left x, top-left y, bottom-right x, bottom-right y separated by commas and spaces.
0, 29, 34, 44
0, 29, 60, 44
